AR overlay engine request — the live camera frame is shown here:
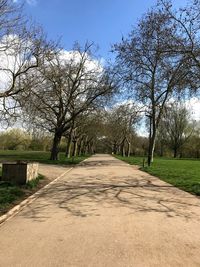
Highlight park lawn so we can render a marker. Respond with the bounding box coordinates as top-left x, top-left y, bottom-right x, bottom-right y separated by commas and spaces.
0, 175, 44, 215
0, 150, 89, 165
116, 155, 200, 196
